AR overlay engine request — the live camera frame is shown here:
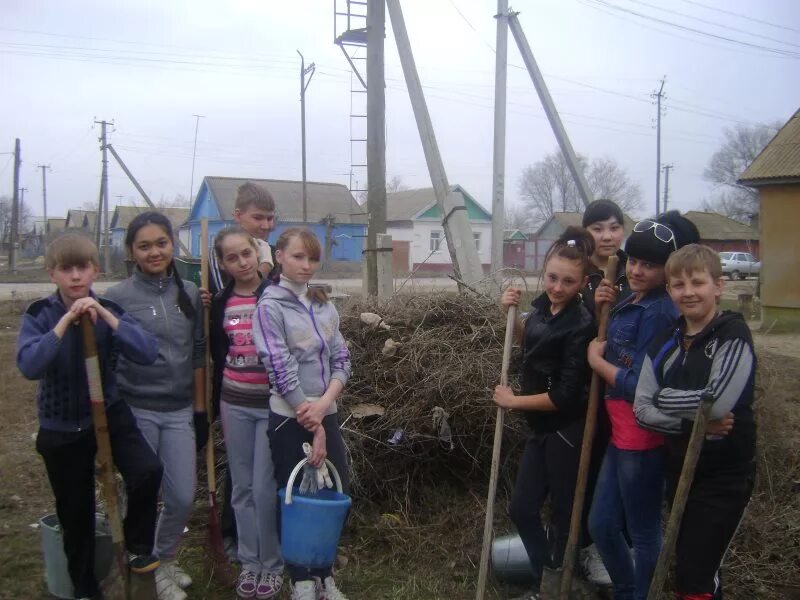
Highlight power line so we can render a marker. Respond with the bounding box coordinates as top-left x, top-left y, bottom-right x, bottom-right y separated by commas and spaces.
675, 0, 800, 35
